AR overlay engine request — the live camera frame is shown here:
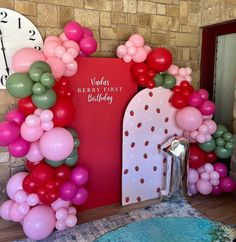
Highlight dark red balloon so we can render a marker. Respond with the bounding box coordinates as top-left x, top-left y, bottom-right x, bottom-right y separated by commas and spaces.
189, 145, 206, 169
136, 75, 148, 87
48, 190, 59, 203
181, 85, 194, 97
31, 163, 54, 186
37, 187, 51, 204
25, 160, 41, 171
51, 98, 76, 127
147, 80, 155, 89
206, 151, 217, 163
45, 180, 58, 192
131, 63, 149, 78
180, 80, 190, 87
23, 175, 38, 193
147, 48, 172, 72
147, 70, 156, 79
55, 165, 71, 182
173, 86, 182, 94
171, 94, 188, 109
18, 96, 36, 116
